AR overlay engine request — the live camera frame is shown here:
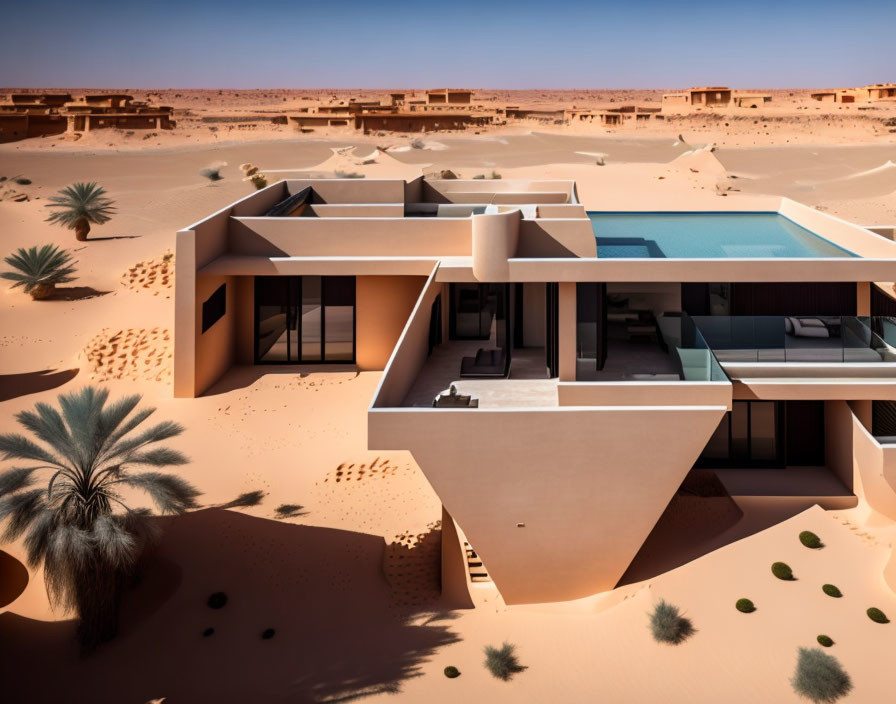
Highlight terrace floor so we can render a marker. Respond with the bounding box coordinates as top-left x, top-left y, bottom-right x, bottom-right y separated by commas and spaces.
401, 343, 557, 408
